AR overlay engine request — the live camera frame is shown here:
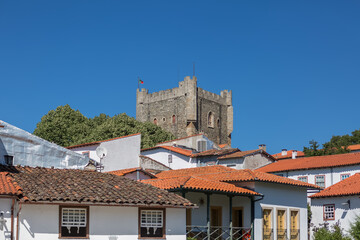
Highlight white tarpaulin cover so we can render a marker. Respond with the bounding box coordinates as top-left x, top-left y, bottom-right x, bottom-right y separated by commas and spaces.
0, 120, 89, 169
